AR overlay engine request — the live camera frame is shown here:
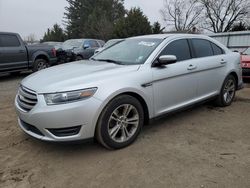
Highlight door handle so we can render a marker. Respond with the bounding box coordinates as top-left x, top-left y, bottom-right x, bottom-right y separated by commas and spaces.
19, 50, 25, 53
187, 64, 197, 70
220, 59, 227, 64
